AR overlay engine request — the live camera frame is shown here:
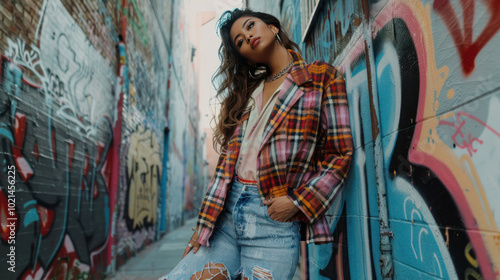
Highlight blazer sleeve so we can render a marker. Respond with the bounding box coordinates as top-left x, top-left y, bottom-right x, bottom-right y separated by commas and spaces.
196, 148, 227, 233
288, 67, 353, 224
